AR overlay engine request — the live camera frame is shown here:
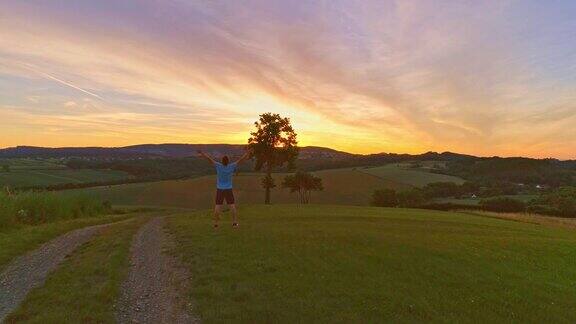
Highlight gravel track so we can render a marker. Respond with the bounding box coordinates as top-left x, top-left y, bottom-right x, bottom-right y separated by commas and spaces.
116, 217, 197, 323
0, 222, 112, 322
